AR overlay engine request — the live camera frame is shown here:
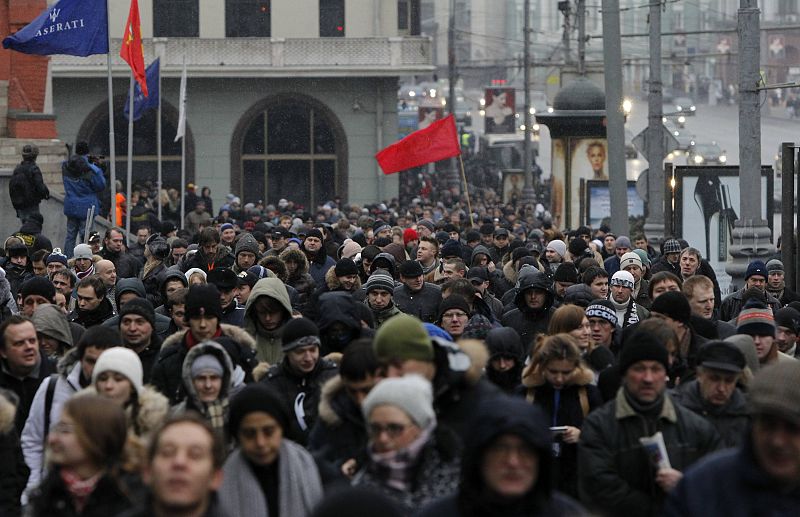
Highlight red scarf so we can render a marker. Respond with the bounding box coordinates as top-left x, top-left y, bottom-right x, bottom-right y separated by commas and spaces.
60, 468, 102, 513
185, 326, 223, 349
